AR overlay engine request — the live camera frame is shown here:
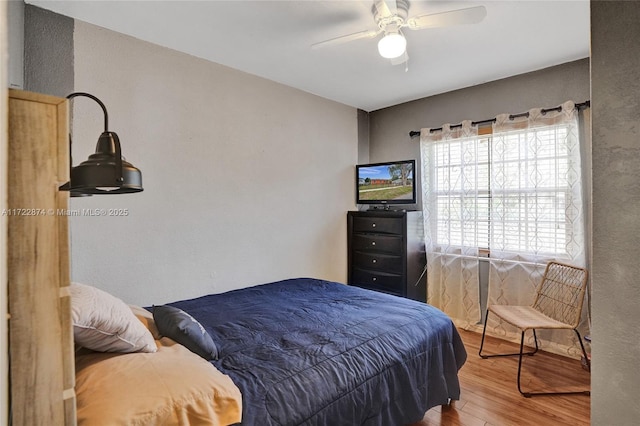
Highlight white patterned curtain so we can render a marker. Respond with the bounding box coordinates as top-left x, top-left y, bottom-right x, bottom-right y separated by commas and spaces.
487, 100, 587, 357
420, 121, 481, 329
420, 101, 588, 357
